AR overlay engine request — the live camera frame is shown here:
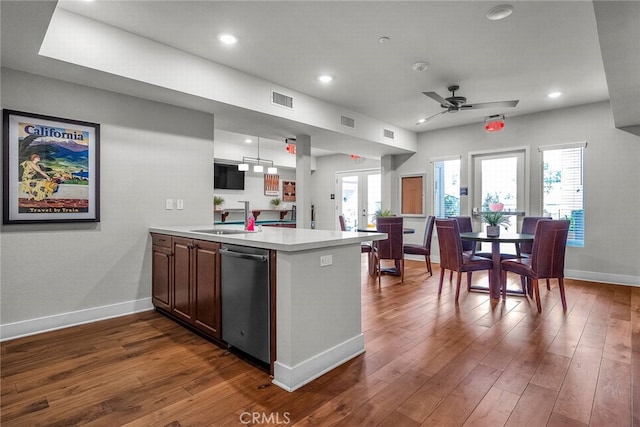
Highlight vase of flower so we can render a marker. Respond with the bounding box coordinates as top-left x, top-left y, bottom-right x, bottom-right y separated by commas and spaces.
481, 209, 510, 237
